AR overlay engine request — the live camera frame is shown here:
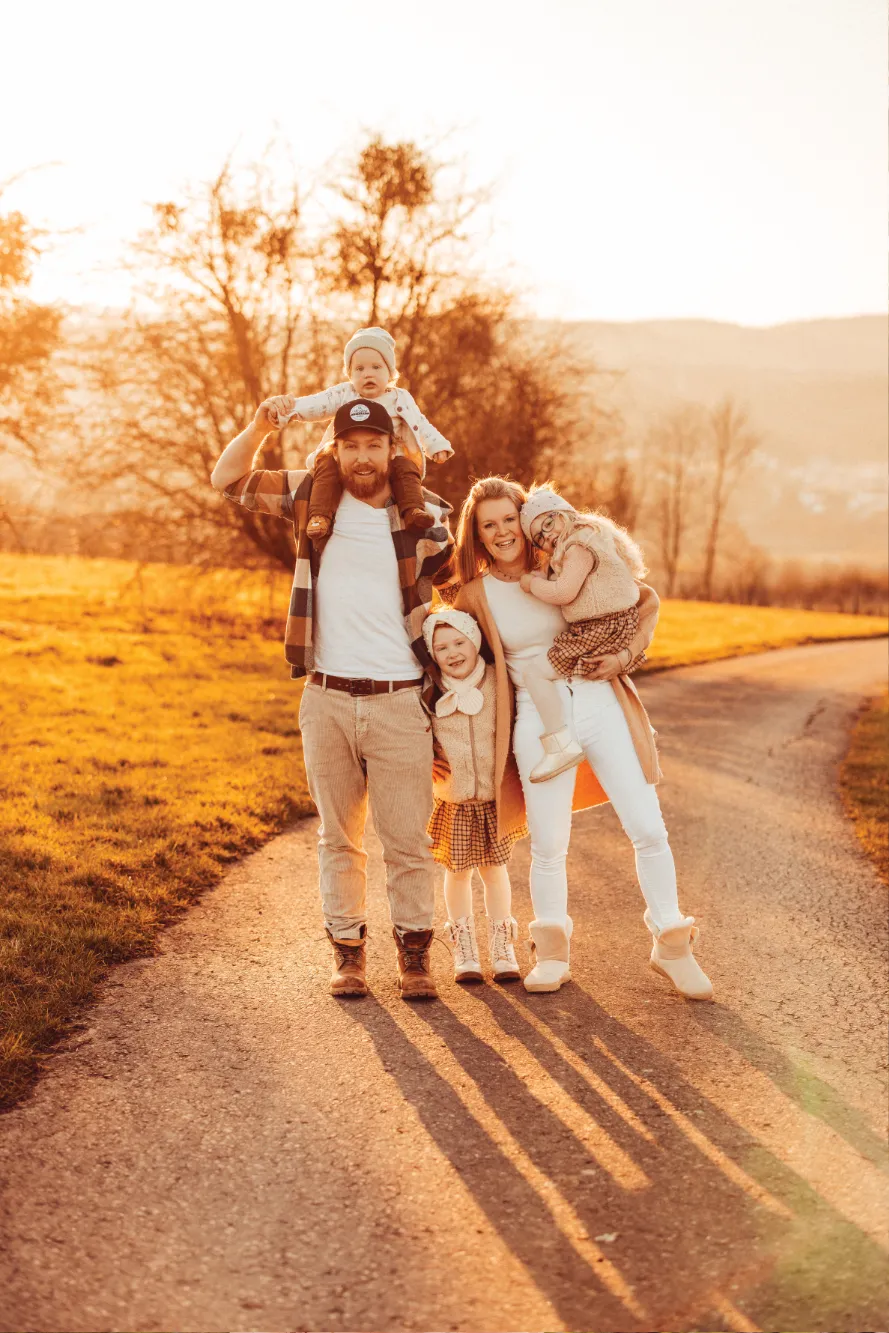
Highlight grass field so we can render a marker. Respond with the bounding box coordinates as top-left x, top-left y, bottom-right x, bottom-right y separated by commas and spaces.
1, 552, 887, 1108
840, 693, 889, 886
640, 599, 888, 672
0, 555, 314, 1109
